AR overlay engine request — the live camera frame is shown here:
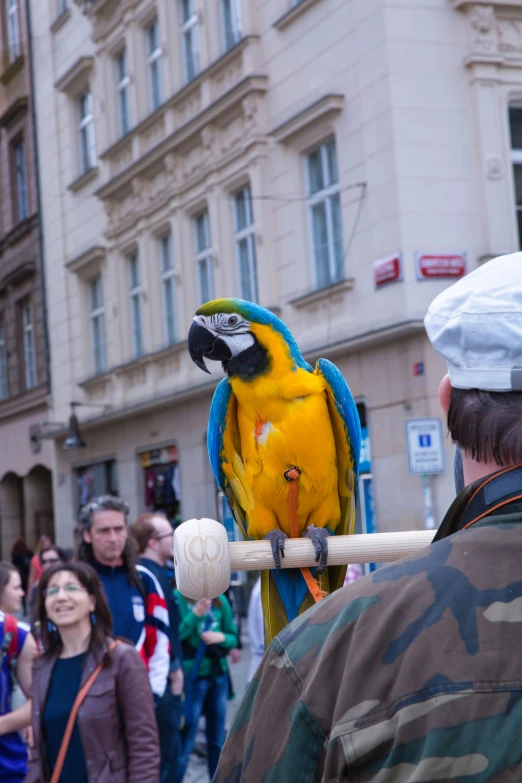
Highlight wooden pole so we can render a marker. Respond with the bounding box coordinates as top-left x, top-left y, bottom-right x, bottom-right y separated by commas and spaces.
227, 530, 434, 571
174, 519, 434, 600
